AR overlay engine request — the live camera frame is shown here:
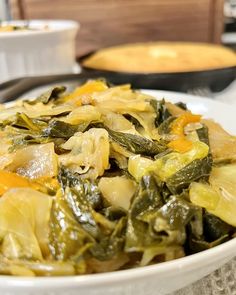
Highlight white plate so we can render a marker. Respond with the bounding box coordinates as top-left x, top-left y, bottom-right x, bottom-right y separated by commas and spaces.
1, 90, 236, 295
